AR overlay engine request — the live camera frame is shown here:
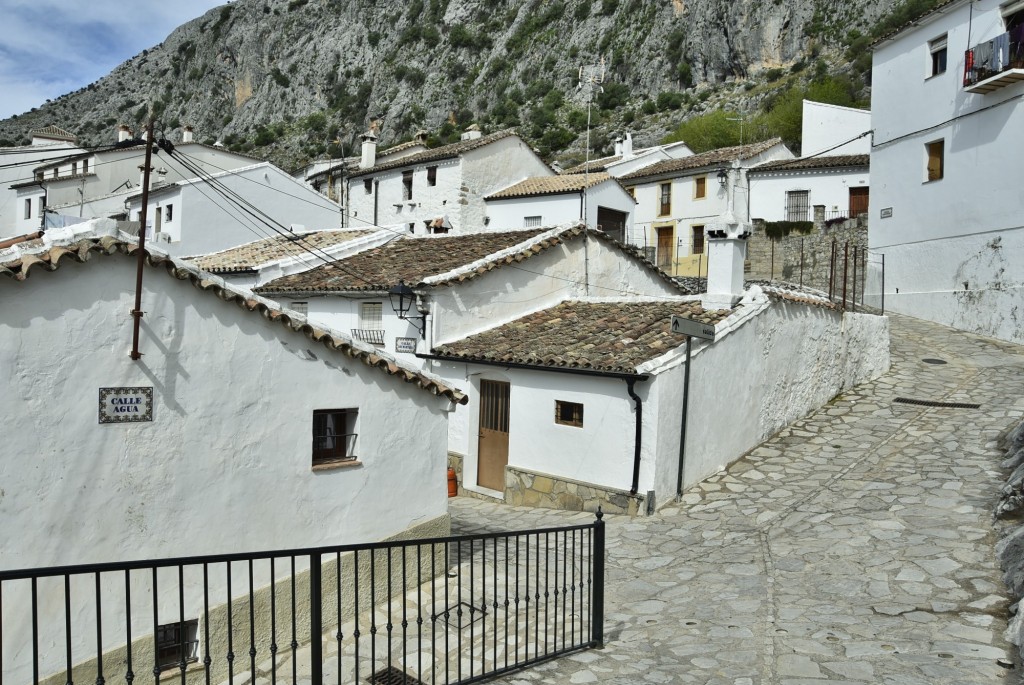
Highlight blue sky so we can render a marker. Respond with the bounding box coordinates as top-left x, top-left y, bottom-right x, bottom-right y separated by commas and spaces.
0, 0, 226, 119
